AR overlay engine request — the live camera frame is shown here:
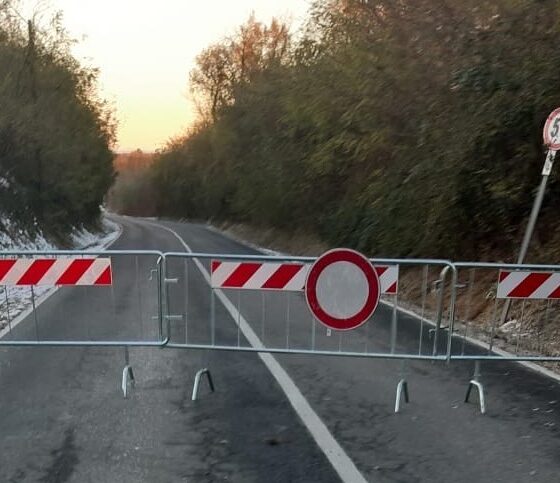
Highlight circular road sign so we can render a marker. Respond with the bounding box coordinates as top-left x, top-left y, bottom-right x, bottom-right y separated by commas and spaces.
305, 248, 380, 331
543, 107, 560, 150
